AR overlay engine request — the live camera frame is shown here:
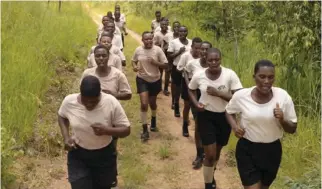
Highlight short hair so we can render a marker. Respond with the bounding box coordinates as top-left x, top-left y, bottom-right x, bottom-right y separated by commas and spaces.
172, 21, 180, 26
201, 41, 213, 48
254, 60, 275, 74
100, 32, 114, 39
94, 44, 109, 54
192, 37, 202, 46
179, 25, 188, 31
142, 31, 152, 38
155, 10, 161, 14
207, 48, 221, 58
80, 75, 101, 97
